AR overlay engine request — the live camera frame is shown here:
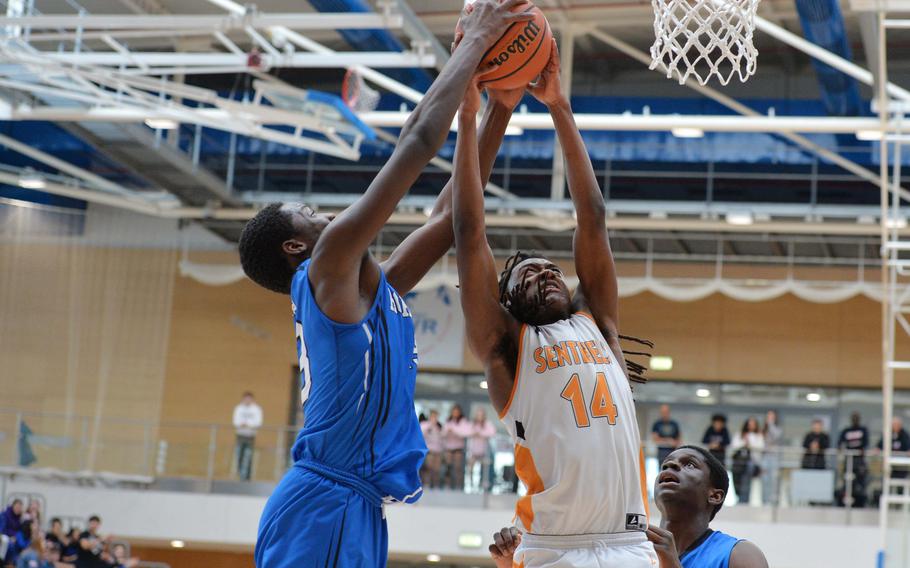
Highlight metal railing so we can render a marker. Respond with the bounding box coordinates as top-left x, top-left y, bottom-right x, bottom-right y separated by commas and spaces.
2, 408, 908, 514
